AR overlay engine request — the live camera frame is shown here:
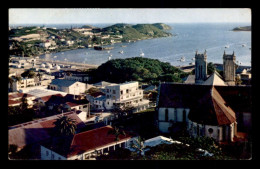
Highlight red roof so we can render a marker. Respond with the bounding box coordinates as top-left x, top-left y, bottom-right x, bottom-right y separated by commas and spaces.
9, 93, 34, 100
66, 102, 80, 107
8, 100, 22, 106
67, 126, 134, 157
38, 94, 64, 102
